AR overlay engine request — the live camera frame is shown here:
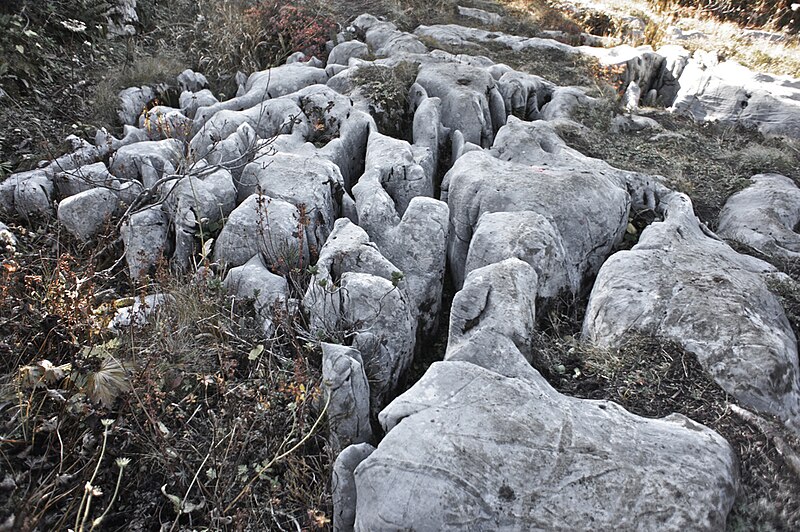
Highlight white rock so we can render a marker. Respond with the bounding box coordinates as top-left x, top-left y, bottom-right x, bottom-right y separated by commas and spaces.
57, 187, 119, 241
718, 173, 800, 261
584, 192, 800, 432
